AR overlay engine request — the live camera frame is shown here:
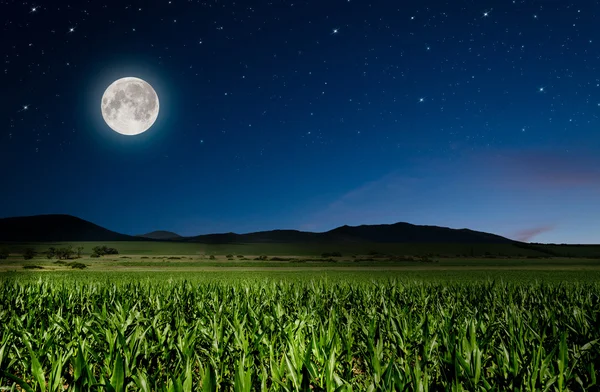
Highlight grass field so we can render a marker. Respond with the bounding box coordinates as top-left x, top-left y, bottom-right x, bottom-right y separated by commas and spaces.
3, 240, 600, 258
1, 242, 600, 390
1, 241, 600, 280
